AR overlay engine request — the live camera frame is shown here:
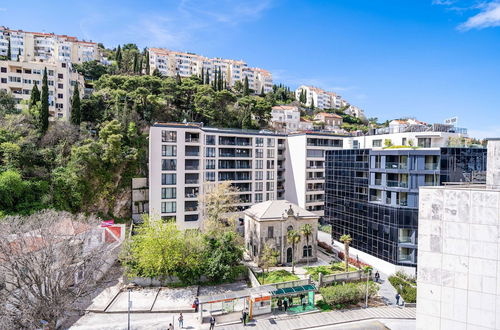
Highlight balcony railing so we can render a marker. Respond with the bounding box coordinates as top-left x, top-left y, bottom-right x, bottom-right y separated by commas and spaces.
399, 200, 408, 206
185, 179, 199, 184
385, 162, 407, 170
387, 180, 408, 188
185, 193, 198, 198
185, 165, 199, 170
424, 163, 439, 170
185, 207, 198, 212
374, 179, 382, 185
185, 137, 200, 143
185, 152, 199, 157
